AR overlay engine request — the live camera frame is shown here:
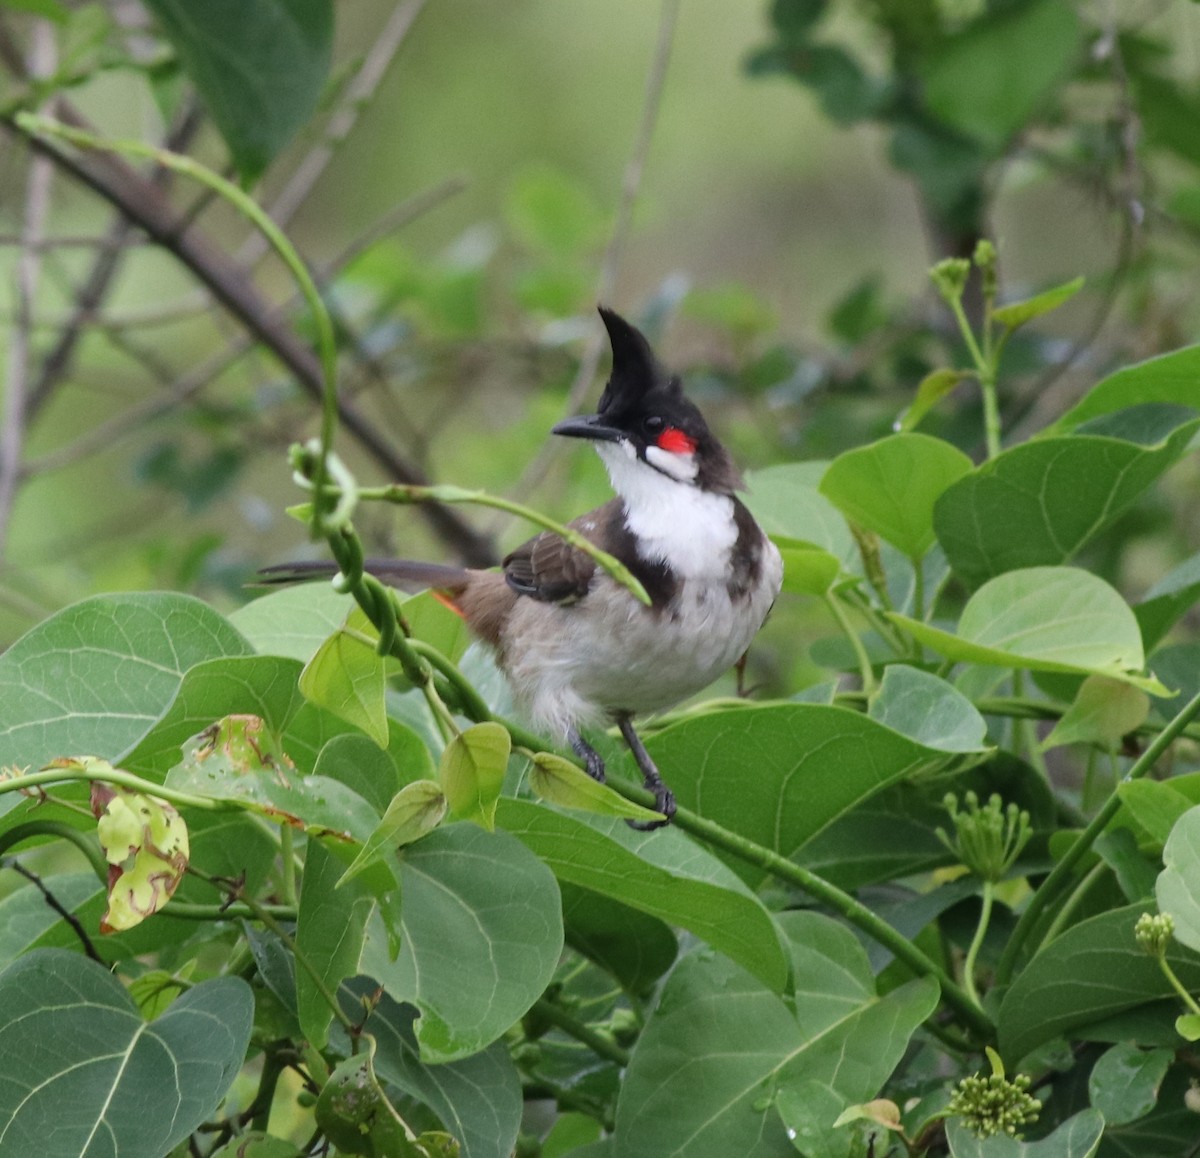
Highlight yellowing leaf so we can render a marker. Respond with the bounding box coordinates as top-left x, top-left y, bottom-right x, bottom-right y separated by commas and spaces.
90, 777, 189, 933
